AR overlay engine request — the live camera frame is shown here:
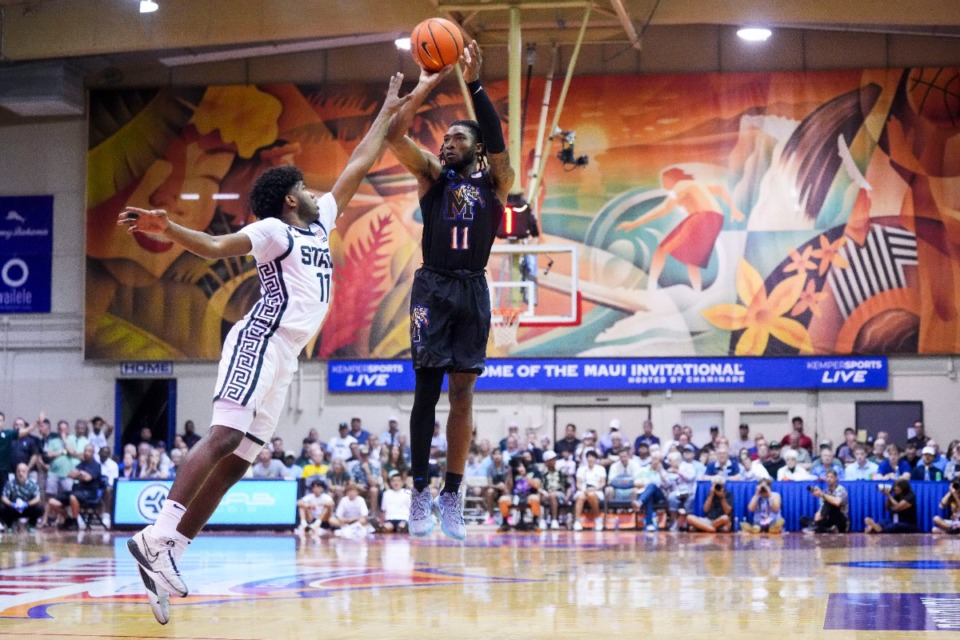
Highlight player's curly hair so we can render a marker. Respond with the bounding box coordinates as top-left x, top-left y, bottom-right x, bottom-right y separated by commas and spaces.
249, 166, 303, 220
439, 119, 487, 171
